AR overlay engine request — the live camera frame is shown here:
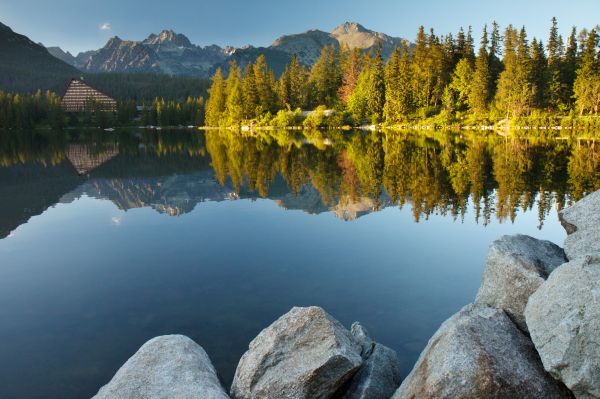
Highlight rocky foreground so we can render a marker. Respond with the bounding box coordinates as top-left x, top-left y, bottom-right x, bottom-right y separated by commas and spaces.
92, 190, 600, 399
